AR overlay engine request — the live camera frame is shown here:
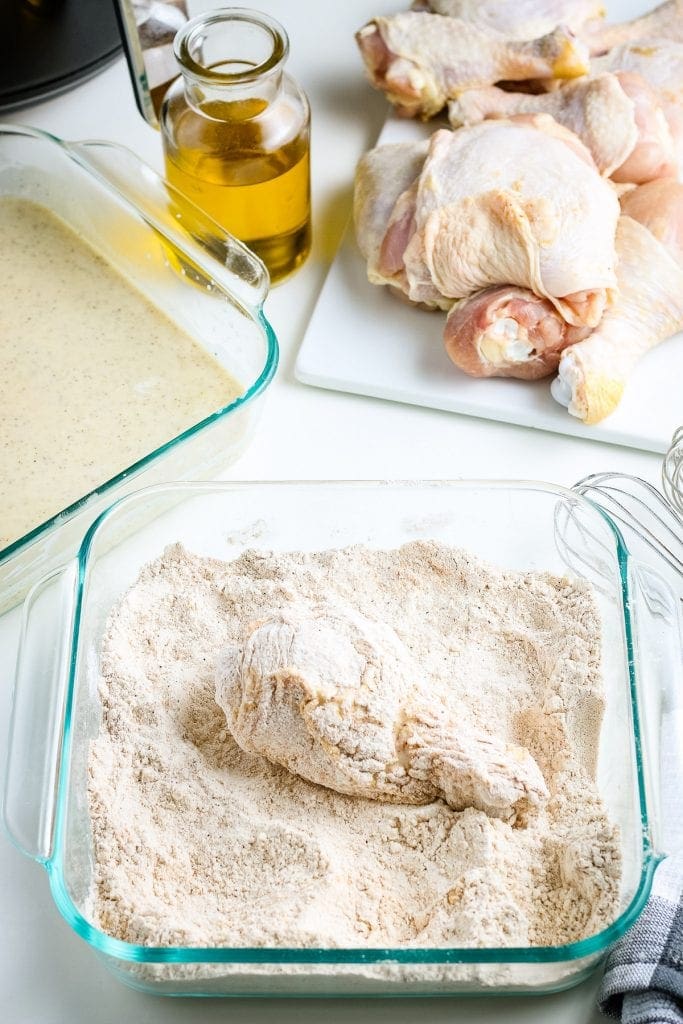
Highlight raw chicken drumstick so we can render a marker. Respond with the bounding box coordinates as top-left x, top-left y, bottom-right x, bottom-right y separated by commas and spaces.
552, 180, 683, 423
356, 12, 589, 119
443, 285, 591, 380
378, 117, 619, 324
582, 0, 683, 55
215, 605, 548, 826
448, 72, 677, 183
414, 0, 605, 41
